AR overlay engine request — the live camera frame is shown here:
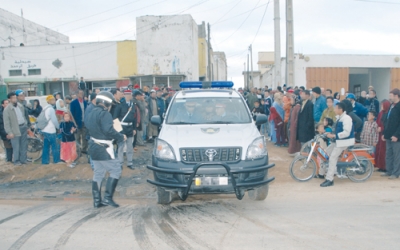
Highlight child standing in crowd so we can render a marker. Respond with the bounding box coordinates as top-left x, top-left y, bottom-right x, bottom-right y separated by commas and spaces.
60, 112, 77, 168
316, 123, 328, 149
252, 100, 265, 131
360, 111, 379, 153
270, 107, 285, 147
323, 117, 334, 146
